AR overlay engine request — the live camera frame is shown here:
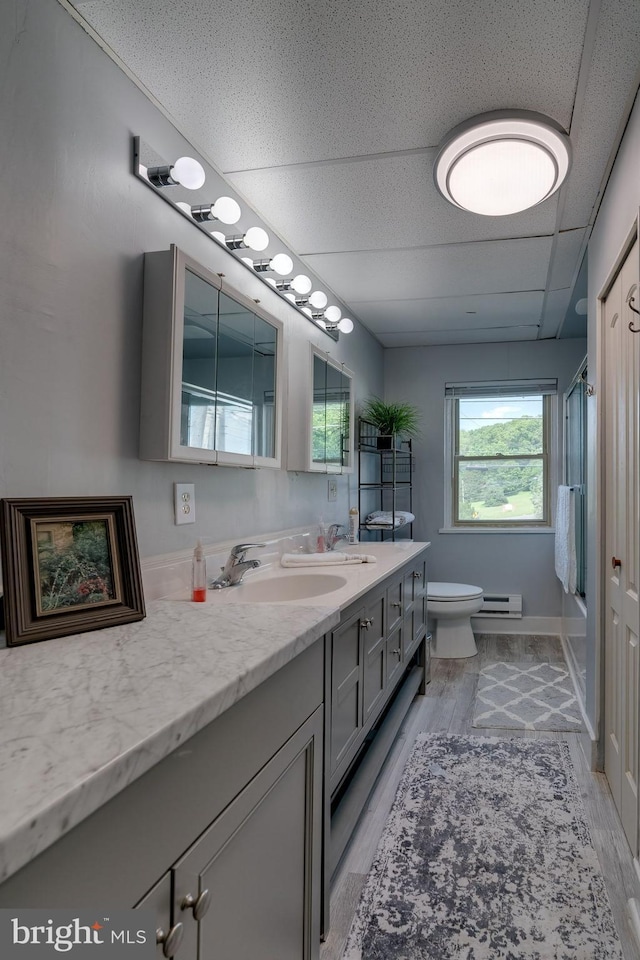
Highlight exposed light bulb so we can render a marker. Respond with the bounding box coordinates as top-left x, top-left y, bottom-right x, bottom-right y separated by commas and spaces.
241, 257, 254, 267
270, 253, 294, 276
171, 156, 206, 190
309, 290, 328, 309
176, 201, 192, 214
302, 307, 313, 318
244, 227, 269, 251
315, 318, 327, 328
324, 305, 341, 323
265, 277, 278, 288
284, 293, 297, 303
291, 274, 312, 295
211, 231, 226, 243
211, 196, 241, 224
